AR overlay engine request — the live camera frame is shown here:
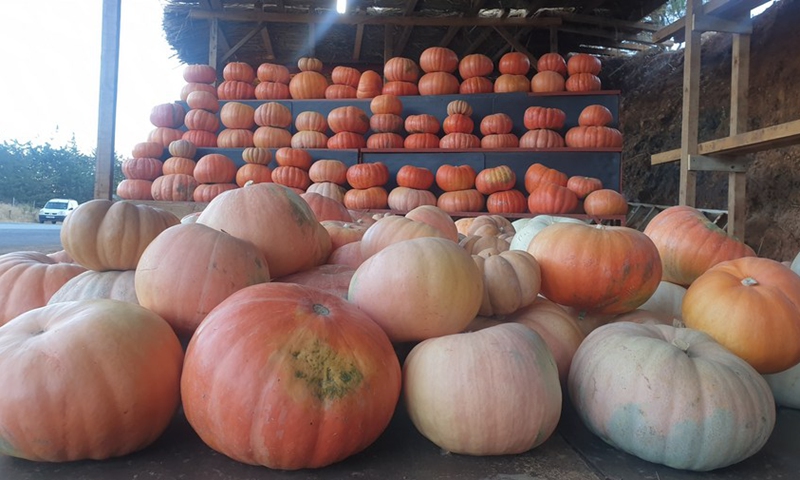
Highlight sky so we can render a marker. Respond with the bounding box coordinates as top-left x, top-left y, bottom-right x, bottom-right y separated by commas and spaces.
0, 0, 187, 157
